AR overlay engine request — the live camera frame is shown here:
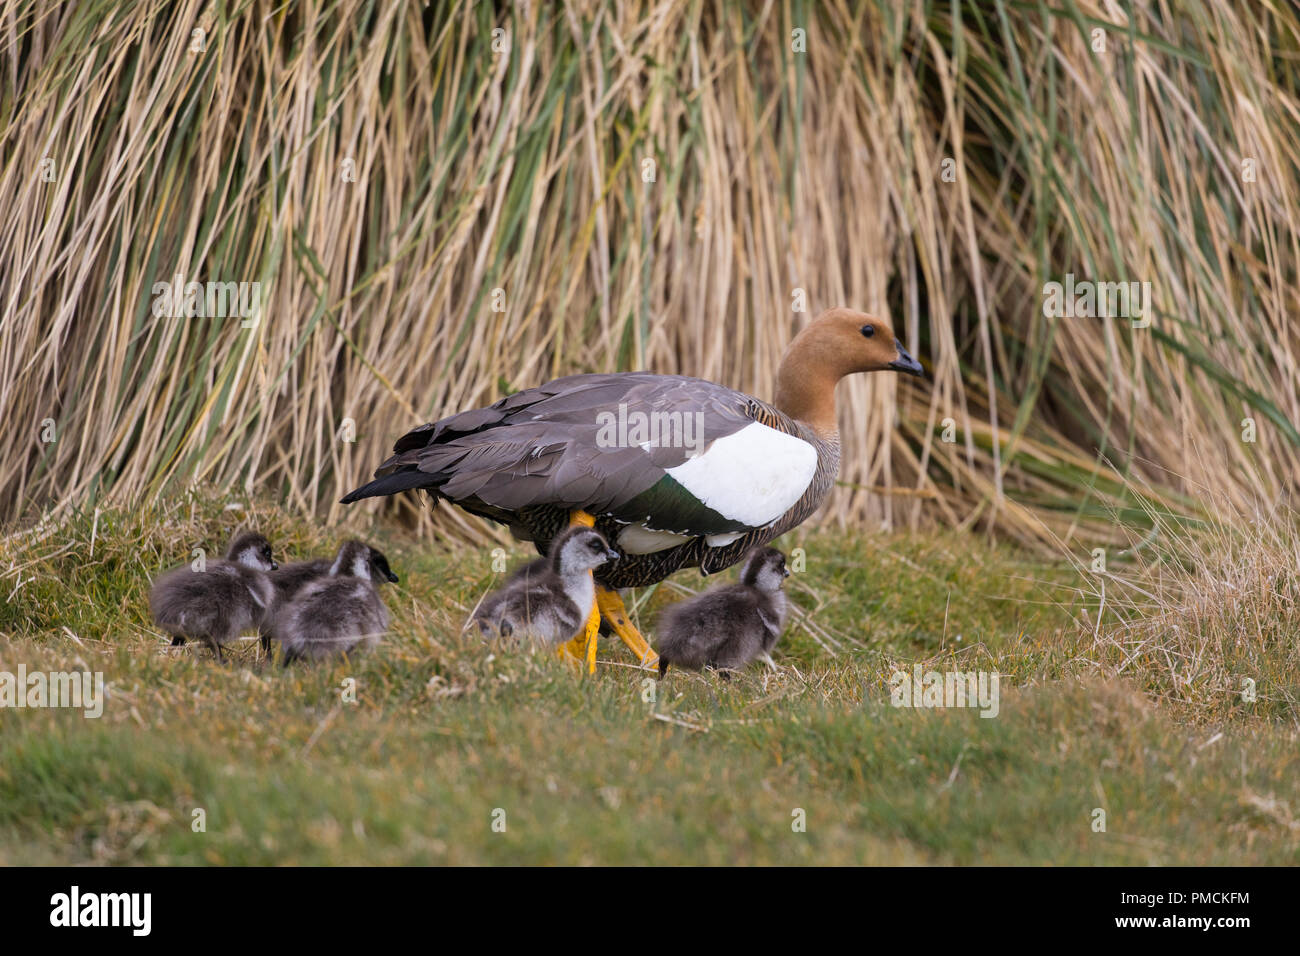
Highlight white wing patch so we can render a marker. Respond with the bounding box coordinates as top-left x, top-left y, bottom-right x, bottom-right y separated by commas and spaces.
704, 532, 745, 548
617, 525, 691, 554
666, 422, 818, 529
